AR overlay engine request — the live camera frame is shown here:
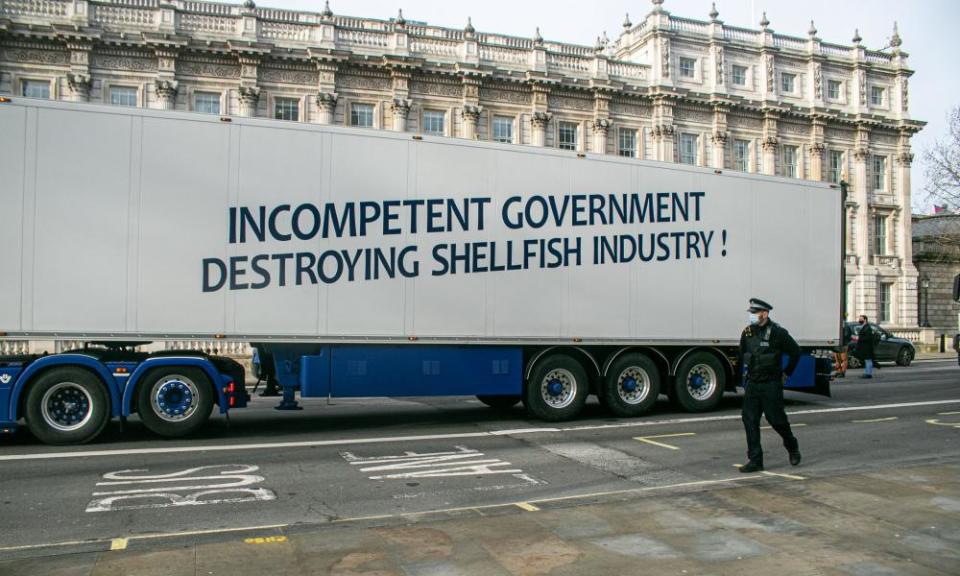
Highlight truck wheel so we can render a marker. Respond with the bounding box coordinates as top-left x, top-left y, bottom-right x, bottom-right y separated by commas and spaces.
601, 354, 661, 417
896, 347, 914, 367
137, 367, 214, 438
673, 352, 725, 413
476, 395, 521, 410
25, 368, 110, 445
524, 355, 589, 422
